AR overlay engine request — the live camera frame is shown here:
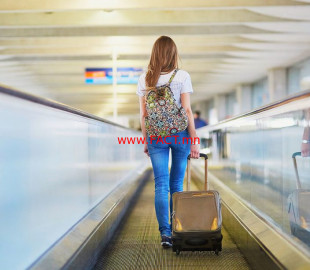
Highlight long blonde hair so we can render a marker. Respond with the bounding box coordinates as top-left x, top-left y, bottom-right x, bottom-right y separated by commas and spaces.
145, 36, 179, 88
